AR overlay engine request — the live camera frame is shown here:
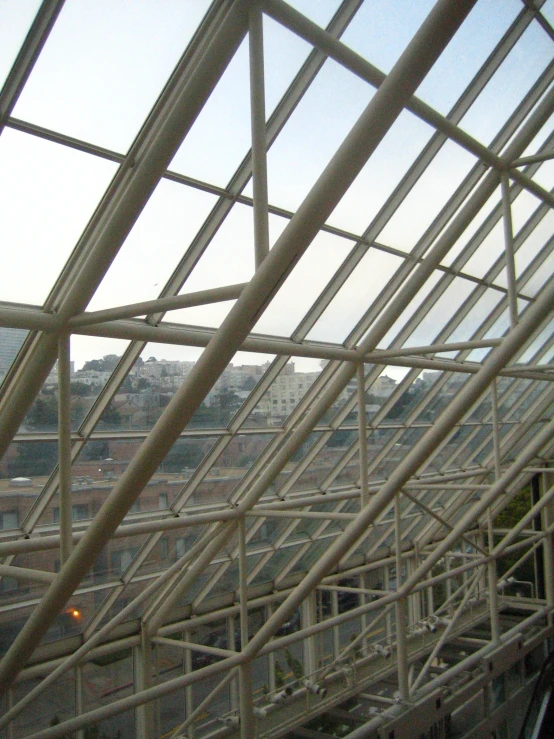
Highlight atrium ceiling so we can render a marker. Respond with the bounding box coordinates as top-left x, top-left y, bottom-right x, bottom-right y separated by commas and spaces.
1, 0, 554, 737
